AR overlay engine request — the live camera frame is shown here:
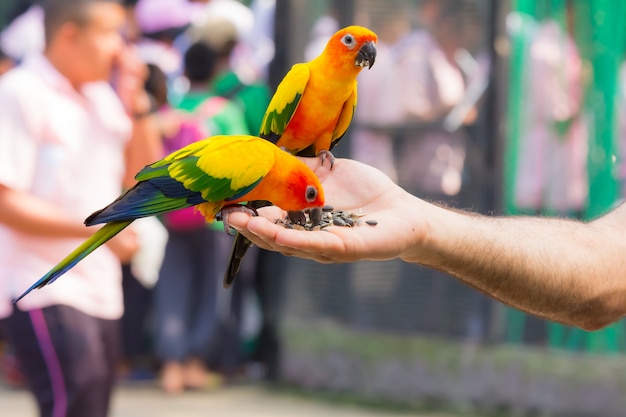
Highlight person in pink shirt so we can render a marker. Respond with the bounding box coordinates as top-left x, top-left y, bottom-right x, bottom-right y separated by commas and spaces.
513, 8, 588, 215
0, 1, 161, 416
350, 9, 409, 183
